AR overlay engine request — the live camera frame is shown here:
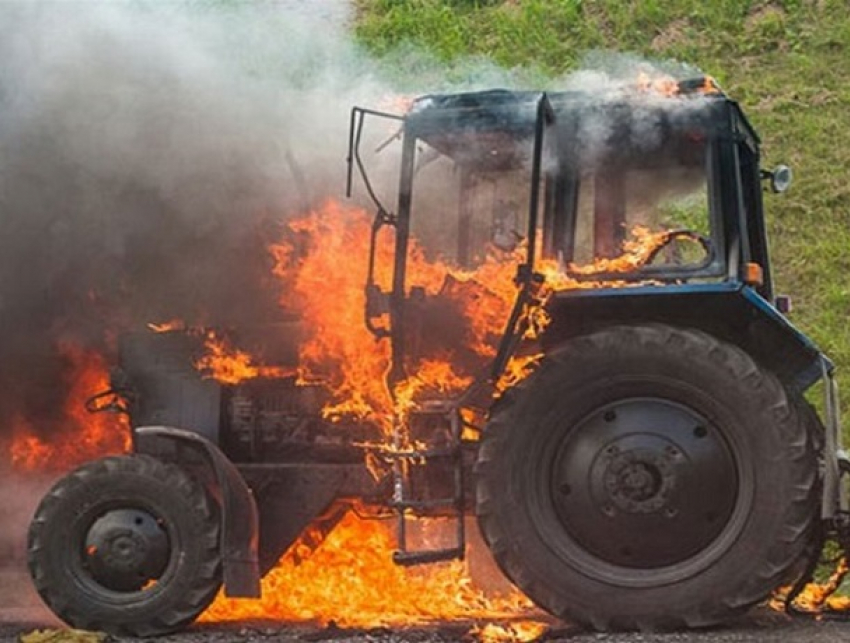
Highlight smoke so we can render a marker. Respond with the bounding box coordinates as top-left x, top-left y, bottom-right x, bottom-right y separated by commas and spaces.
0, 470, 53, 550
0, 1, 389, 439
0, 1, 712, 444
0, 3, 719, 619
0, 469, 55, 615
